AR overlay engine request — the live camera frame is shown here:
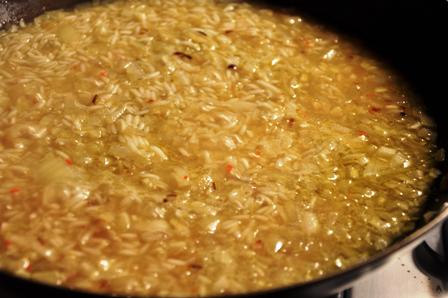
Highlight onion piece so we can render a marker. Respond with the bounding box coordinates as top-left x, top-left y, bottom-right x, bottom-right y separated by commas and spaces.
301, 212, 319, 234
377, 146, 396, 157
